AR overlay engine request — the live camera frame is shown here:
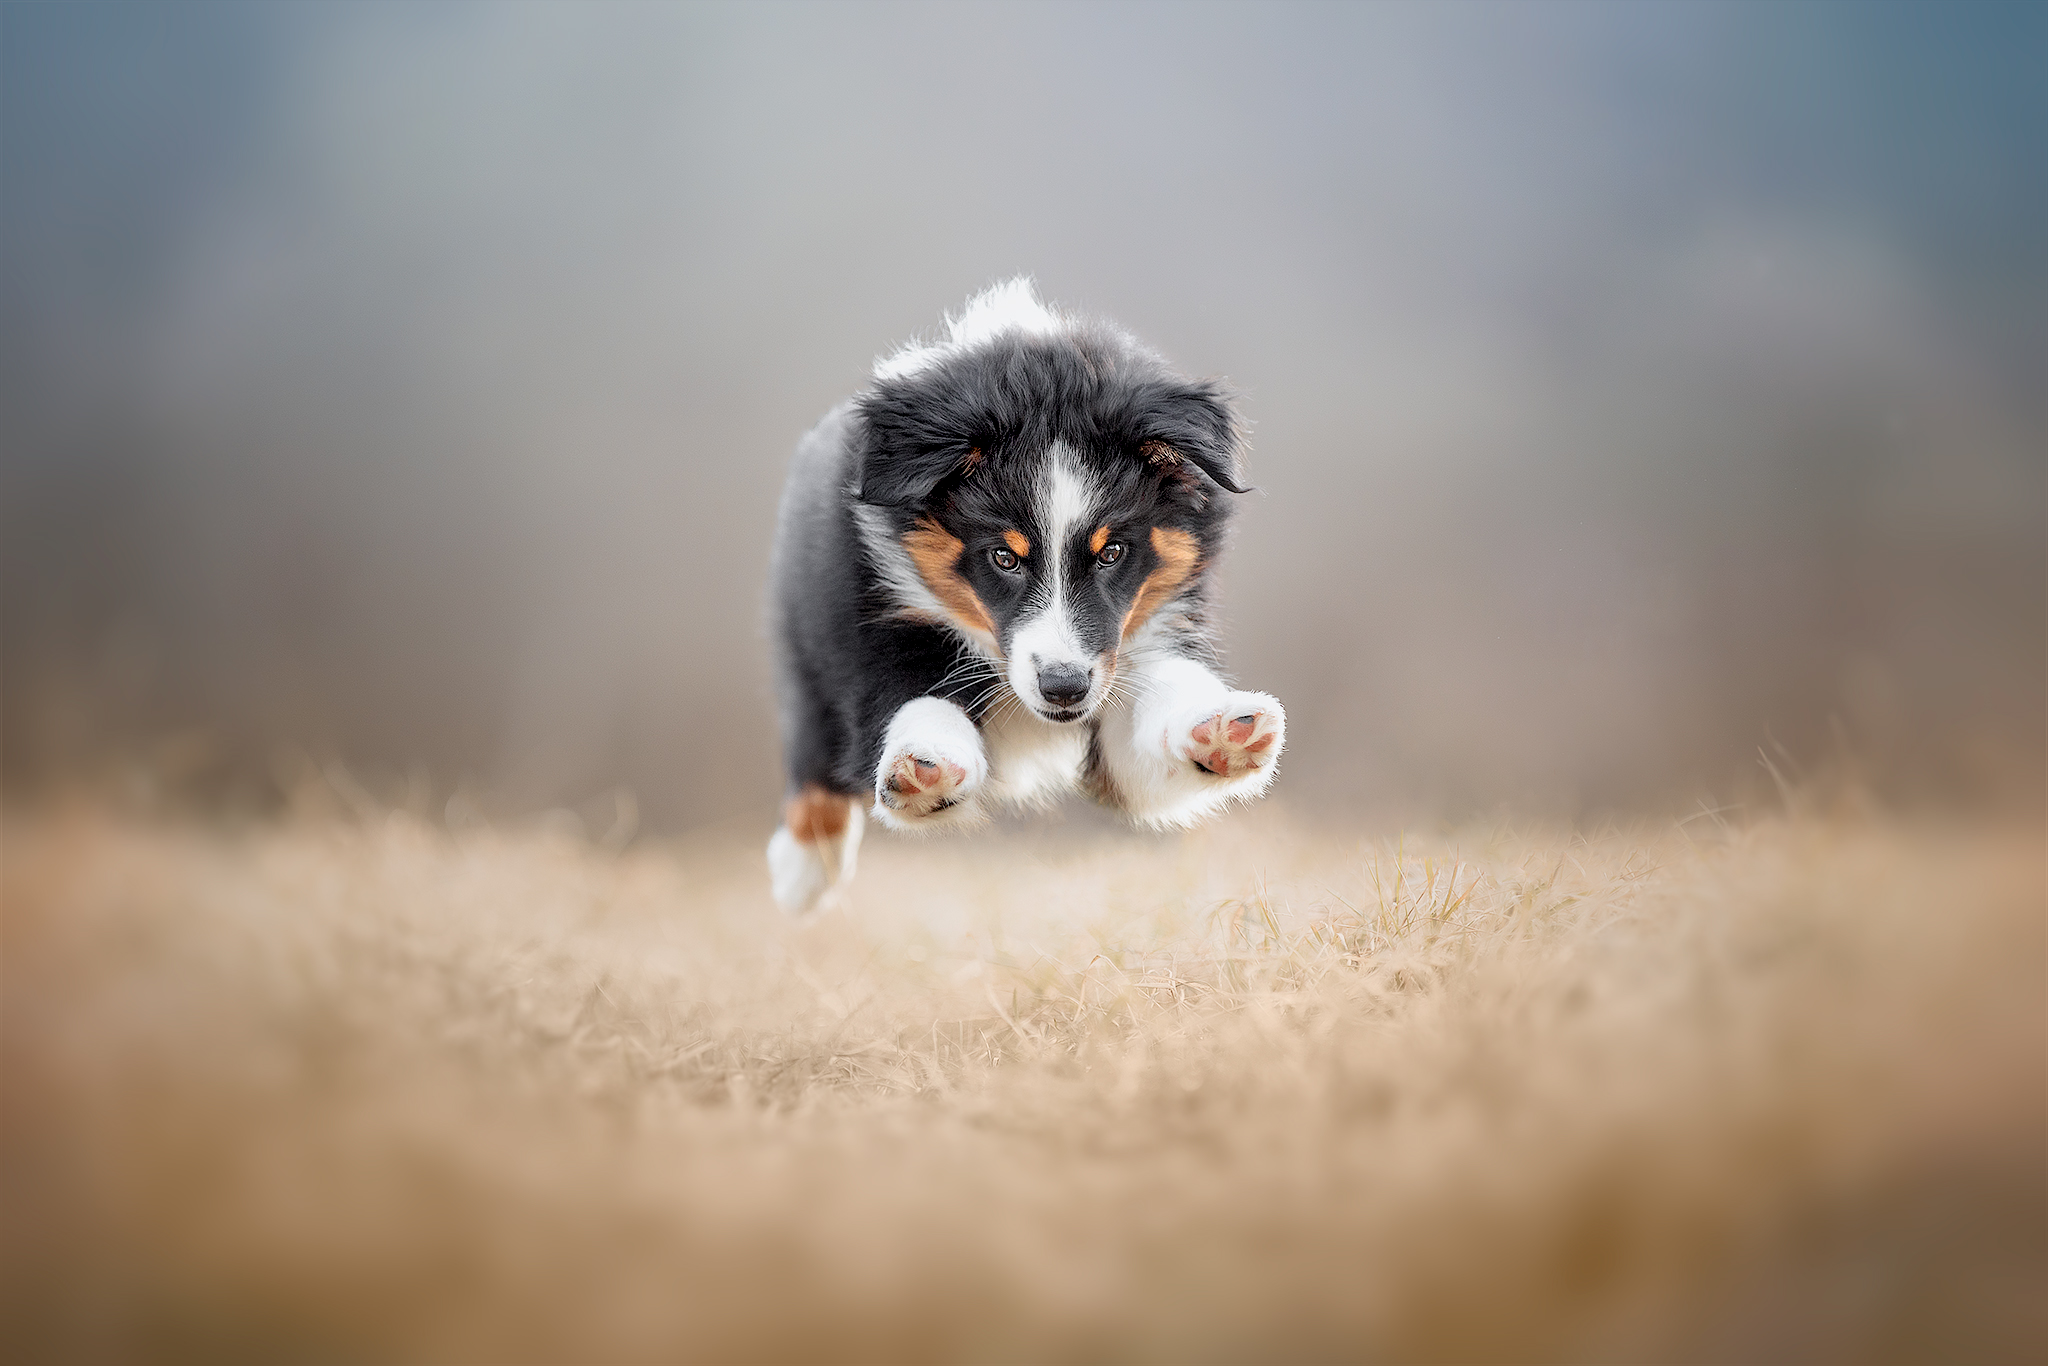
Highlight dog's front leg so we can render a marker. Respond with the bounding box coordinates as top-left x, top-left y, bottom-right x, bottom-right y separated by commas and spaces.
1096, 652, 1285, 829
871, 696, 990, 832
